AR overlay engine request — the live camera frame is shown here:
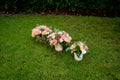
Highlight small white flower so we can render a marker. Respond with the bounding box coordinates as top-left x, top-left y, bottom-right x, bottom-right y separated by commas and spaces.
58, 32, 62, 35
59, 38, 63, 42
66, 34, 69, 37
82, 49, 87, 54
69, 36, 72, 40
40, 25, 46, 28
46, 32, 49, 34
70, 44, 76, 50
50, 40, 53, 45
52, 35, 55, 39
